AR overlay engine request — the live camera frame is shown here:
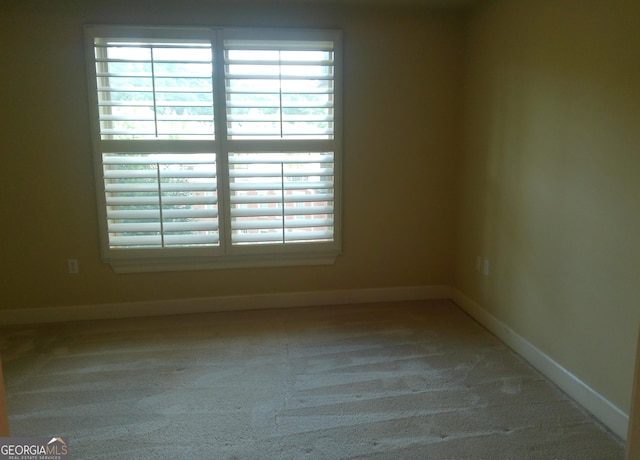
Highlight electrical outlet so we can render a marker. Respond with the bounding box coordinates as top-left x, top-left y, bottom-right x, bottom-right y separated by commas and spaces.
68, 259, 79, 274
482, 259, 490, 276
